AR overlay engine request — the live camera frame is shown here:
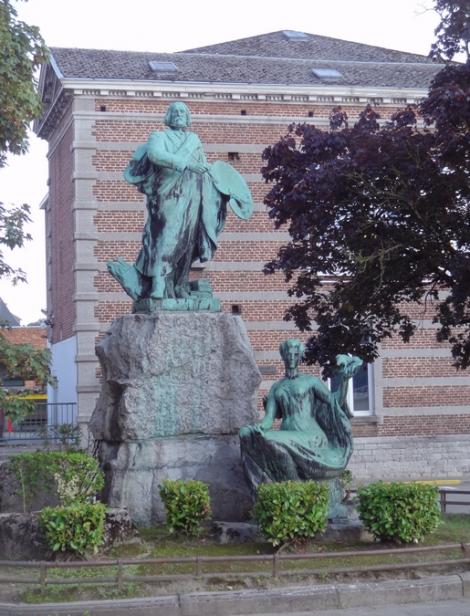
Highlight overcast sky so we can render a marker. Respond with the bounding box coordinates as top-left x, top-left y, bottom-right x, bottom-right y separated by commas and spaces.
0, 0, 440, 324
